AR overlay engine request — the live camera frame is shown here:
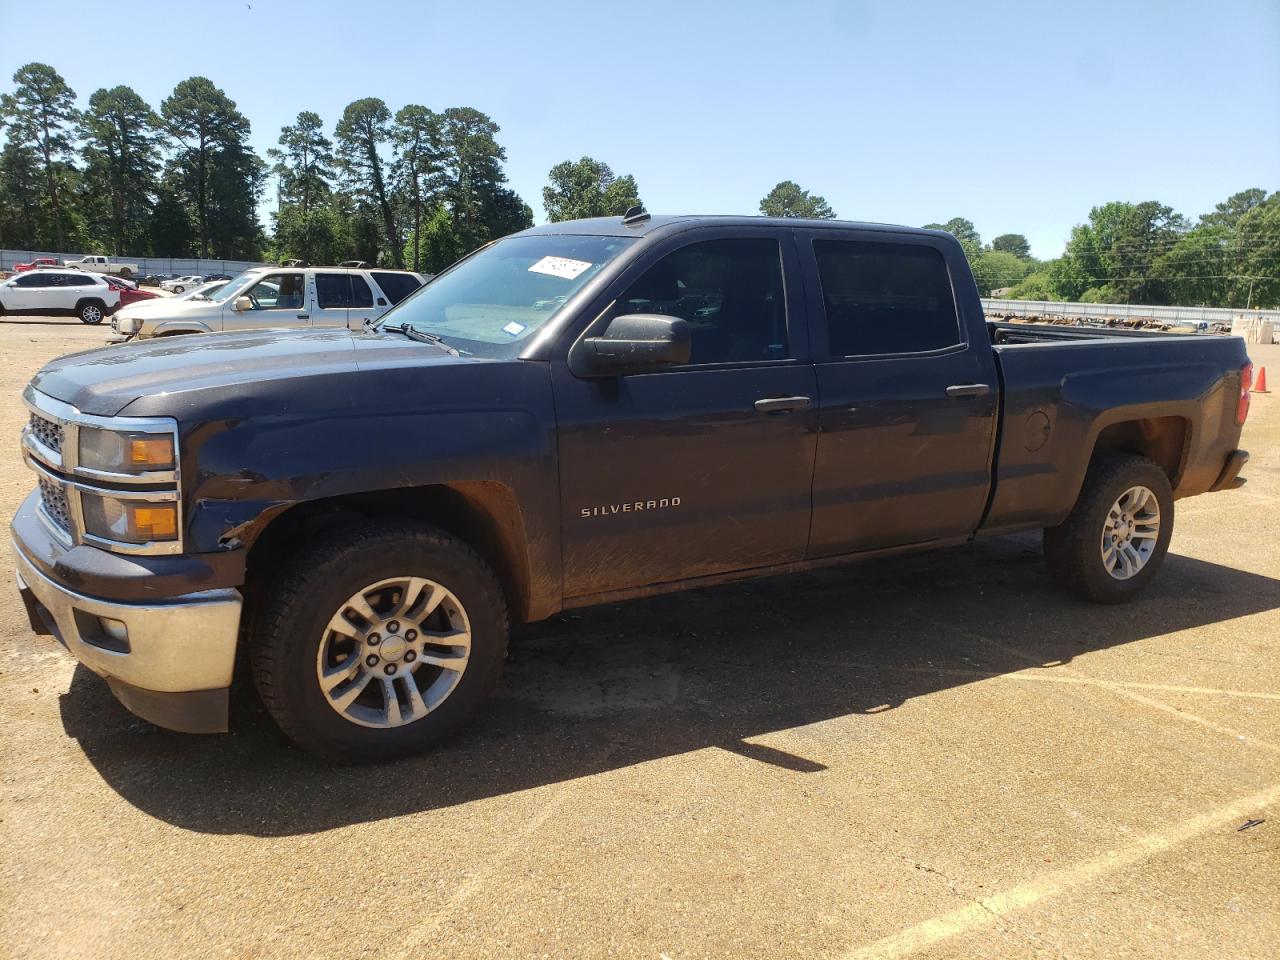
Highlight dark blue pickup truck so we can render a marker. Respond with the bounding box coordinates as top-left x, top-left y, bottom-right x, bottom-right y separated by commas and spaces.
12, 213, 1253, 761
